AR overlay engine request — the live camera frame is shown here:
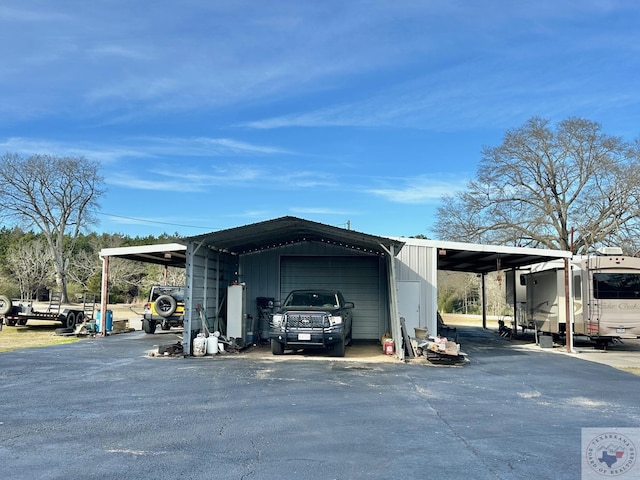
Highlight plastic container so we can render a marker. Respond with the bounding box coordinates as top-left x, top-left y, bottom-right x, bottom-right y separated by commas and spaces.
384, 338, 395, 355
193, 333, 207, 357
539, 335, 553, 348
206, 335, 219, 355
95, 310, 113, 333
218, 342, 225, 353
